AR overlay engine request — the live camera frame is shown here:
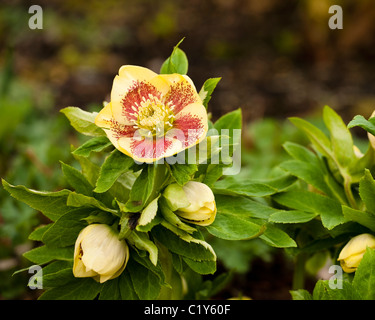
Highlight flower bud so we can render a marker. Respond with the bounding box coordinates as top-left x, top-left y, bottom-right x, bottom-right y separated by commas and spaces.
73, 224, 129, 283
337, 233, 375, 273
367, 111, 375, 149
163, 181, 216, 226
